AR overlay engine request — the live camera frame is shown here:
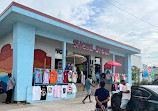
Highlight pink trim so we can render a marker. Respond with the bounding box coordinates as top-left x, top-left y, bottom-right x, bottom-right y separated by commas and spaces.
1, 2, 140, 51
